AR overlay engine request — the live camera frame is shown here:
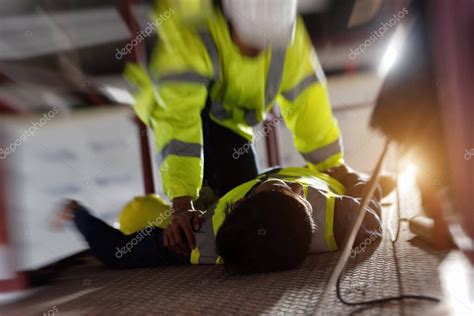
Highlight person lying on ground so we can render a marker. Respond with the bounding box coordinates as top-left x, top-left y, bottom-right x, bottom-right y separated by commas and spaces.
56, 167, 383, 274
